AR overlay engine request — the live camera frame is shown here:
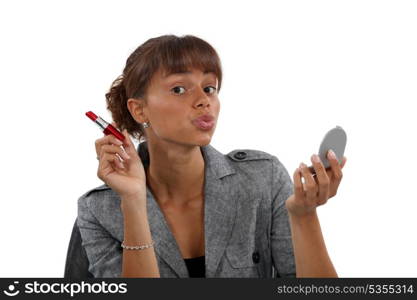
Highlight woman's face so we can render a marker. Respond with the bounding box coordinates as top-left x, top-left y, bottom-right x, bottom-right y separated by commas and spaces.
142, 67, 220, 147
